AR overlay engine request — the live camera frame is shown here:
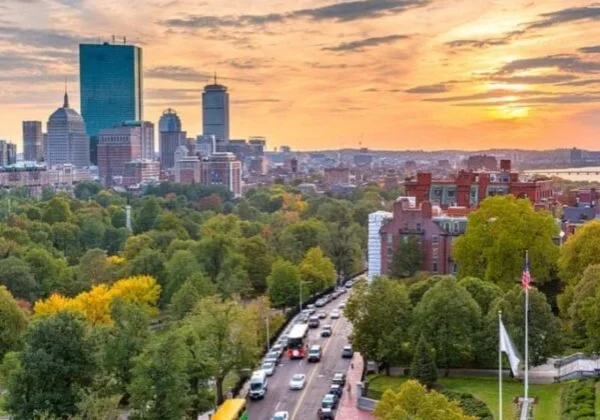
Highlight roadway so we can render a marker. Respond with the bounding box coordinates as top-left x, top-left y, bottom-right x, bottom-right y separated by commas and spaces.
247, 292, 353, 420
